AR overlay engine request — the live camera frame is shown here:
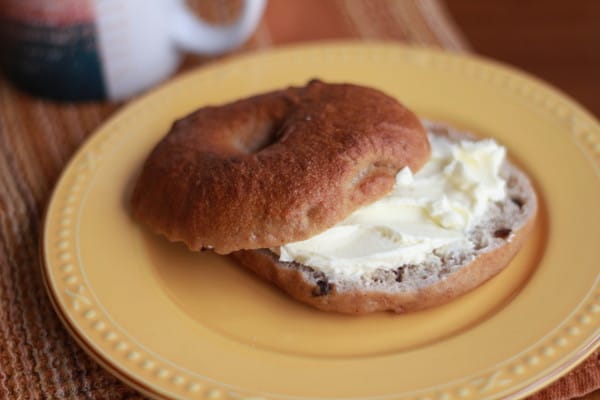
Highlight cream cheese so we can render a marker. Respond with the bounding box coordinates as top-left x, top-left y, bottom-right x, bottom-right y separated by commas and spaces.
276, 131, 507, 279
